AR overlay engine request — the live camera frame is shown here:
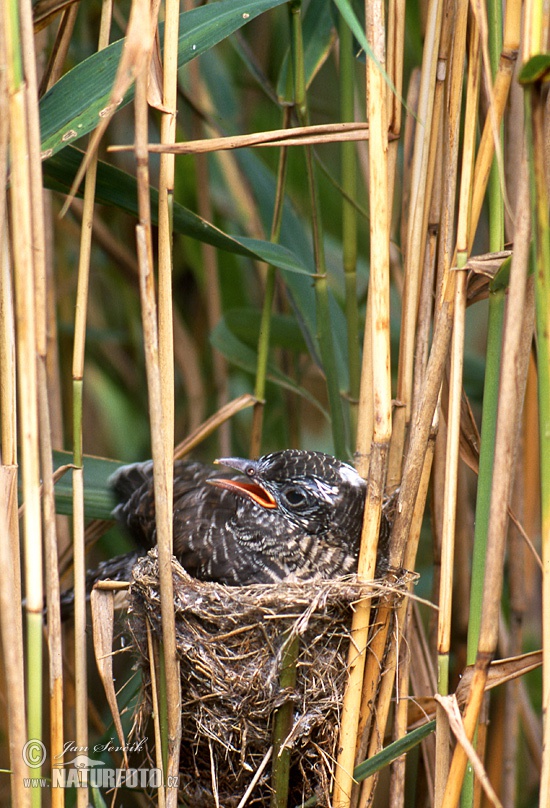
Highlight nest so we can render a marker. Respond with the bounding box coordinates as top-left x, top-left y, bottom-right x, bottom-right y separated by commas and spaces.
127, 551, 412, 807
